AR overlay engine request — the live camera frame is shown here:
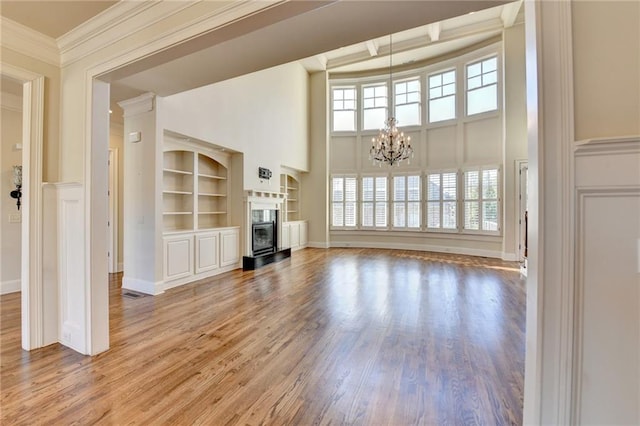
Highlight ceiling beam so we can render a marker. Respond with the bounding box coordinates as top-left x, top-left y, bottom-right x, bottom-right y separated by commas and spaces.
427, 22, 441, 42
365, 40, 379, 57
500, 0, 522, 28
